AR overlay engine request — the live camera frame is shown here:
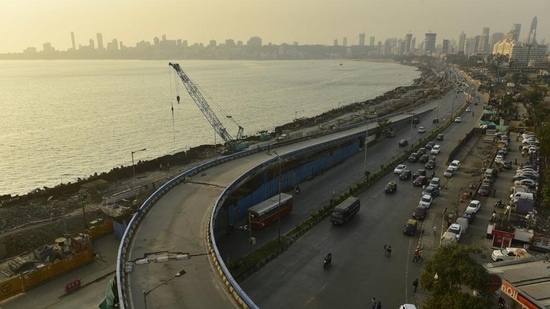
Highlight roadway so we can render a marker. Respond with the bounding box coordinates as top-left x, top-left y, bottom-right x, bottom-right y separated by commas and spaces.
238, 83, 484, 307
